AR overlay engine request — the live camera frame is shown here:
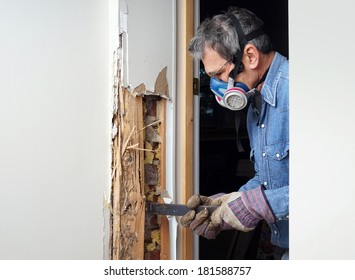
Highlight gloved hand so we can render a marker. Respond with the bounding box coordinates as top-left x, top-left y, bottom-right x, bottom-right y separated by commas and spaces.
180, 186, 275, 239
179, 194, 224, 239
210, 186, 275, 232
